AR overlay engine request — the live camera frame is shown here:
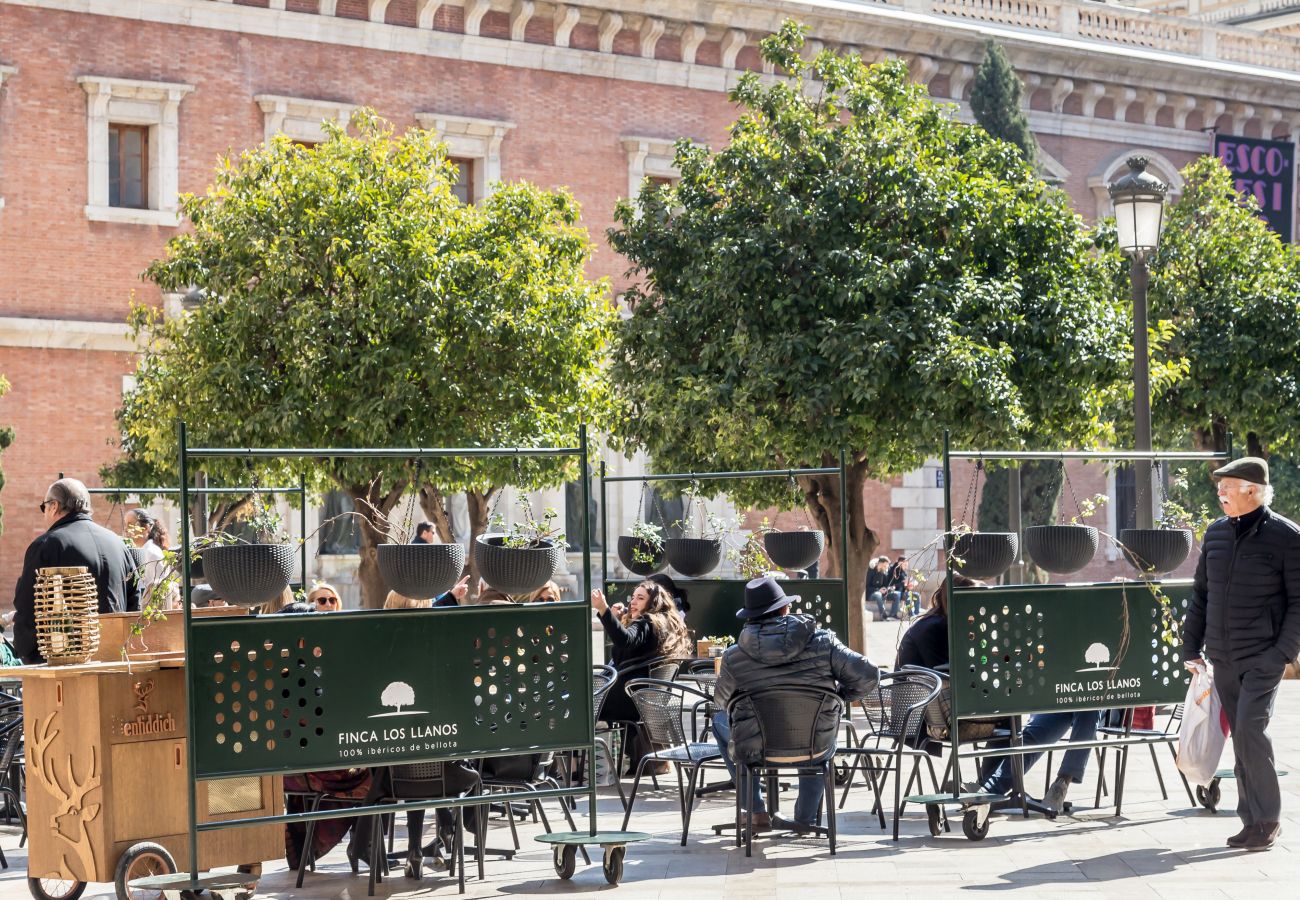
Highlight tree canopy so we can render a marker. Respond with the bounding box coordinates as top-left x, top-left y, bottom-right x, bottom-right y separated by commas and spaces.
115, 112, 615, 605
607, 22, 1130, 646
1147, 155, 1300, 458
